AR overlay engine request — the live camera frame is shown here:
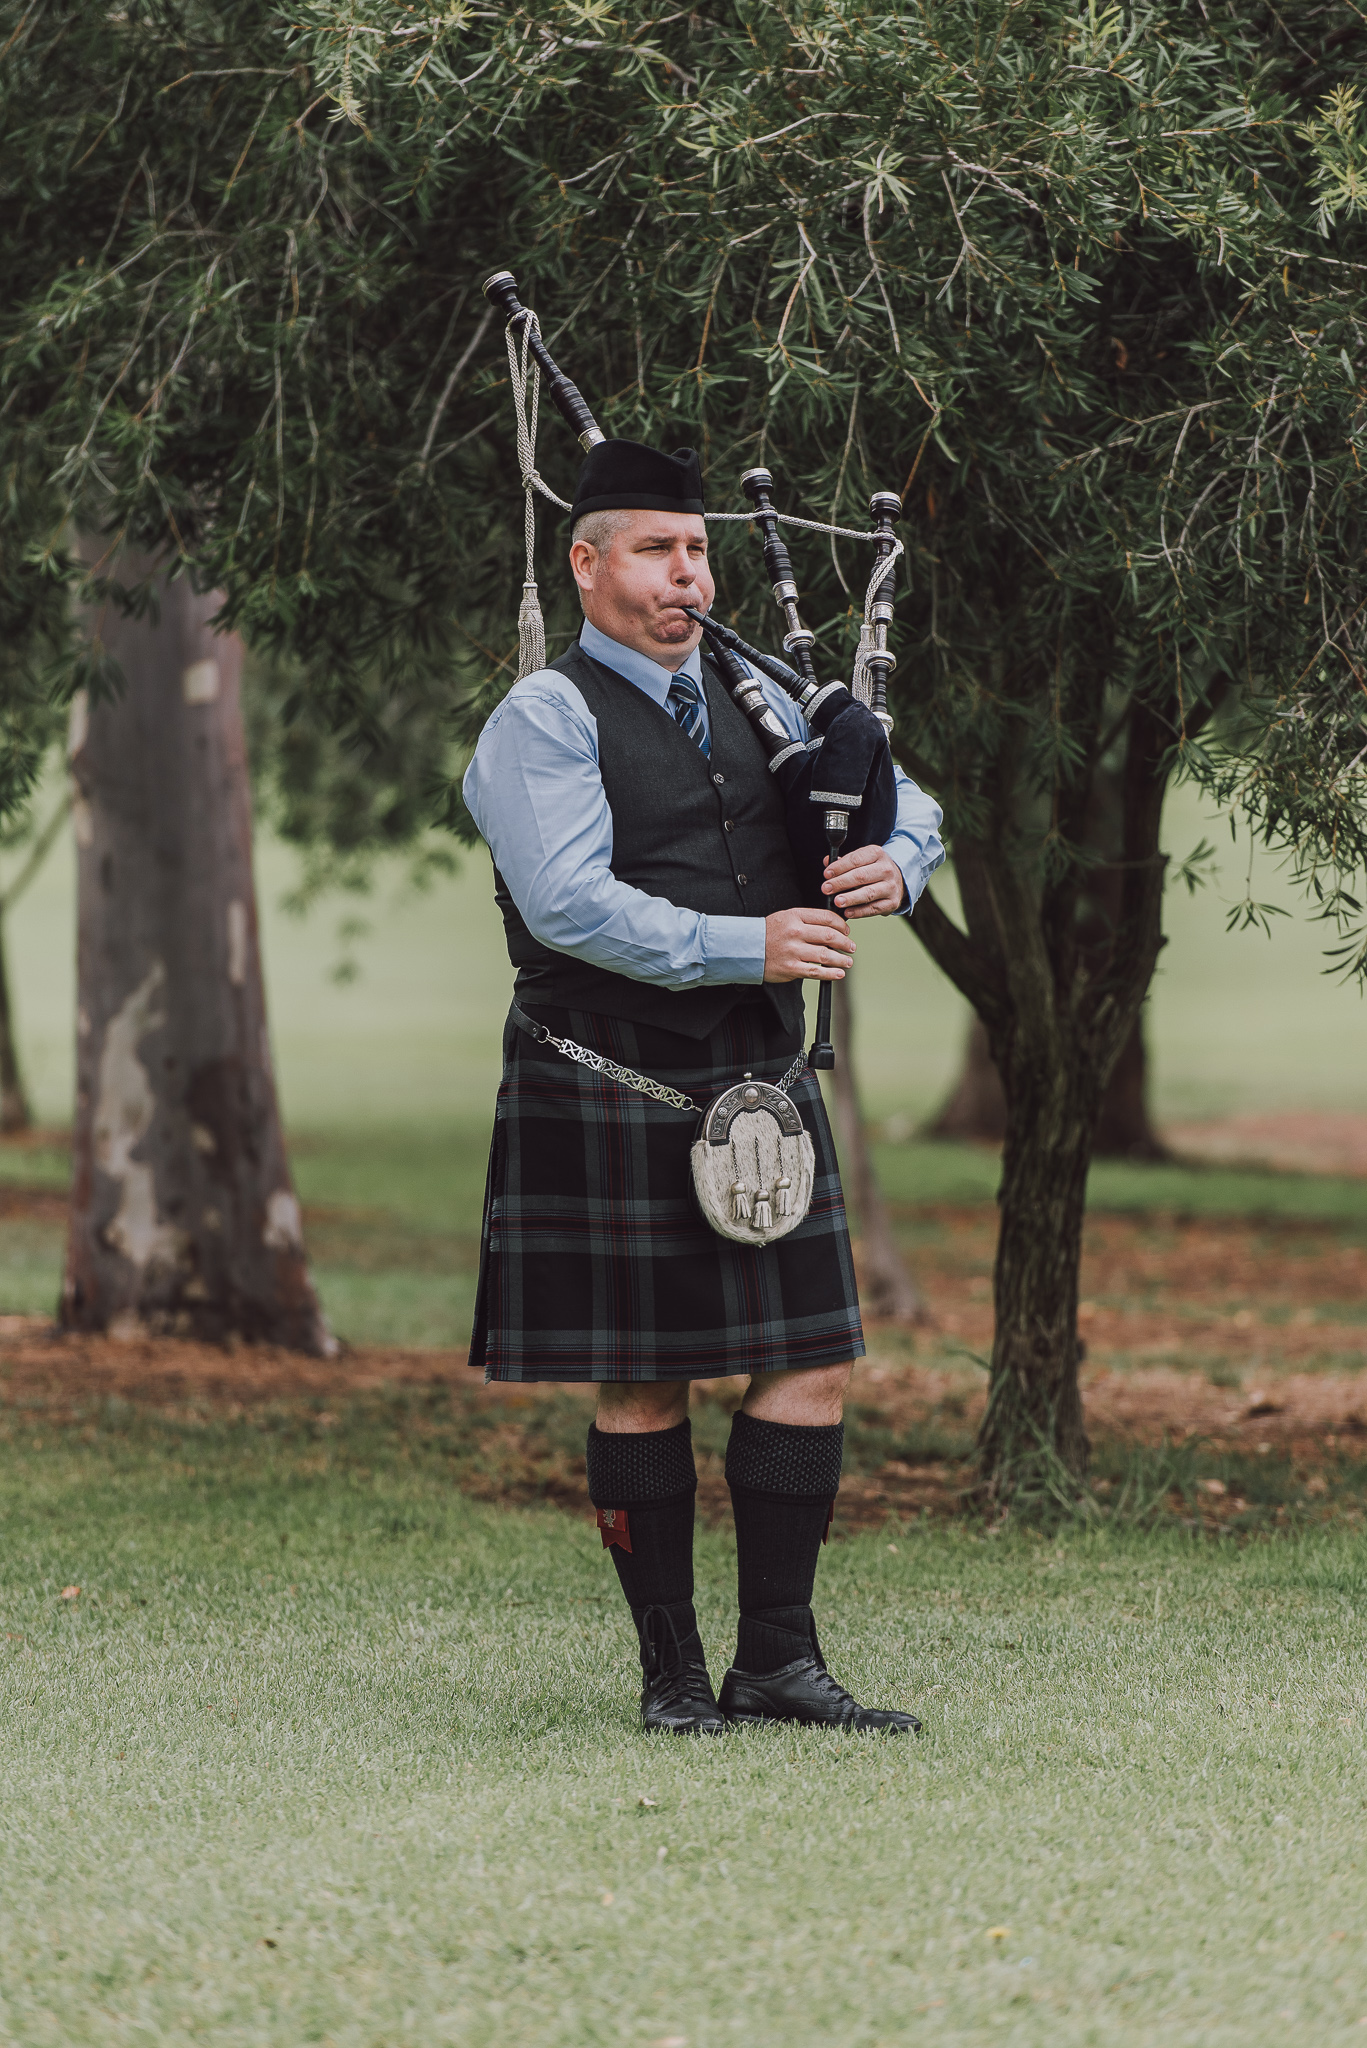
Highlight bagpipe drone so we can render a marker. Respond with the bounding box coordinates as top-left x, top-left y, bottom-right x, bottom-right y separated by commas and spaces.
482, 269, 904, 1072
